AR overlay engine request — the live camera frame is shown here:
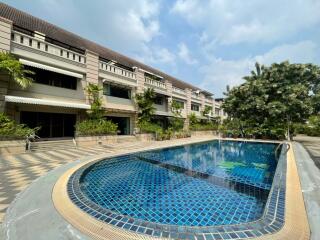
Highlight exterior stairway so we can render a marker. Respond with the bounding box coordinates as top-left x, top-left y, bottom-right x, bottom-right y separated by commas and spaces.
29, 139, 76, 152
